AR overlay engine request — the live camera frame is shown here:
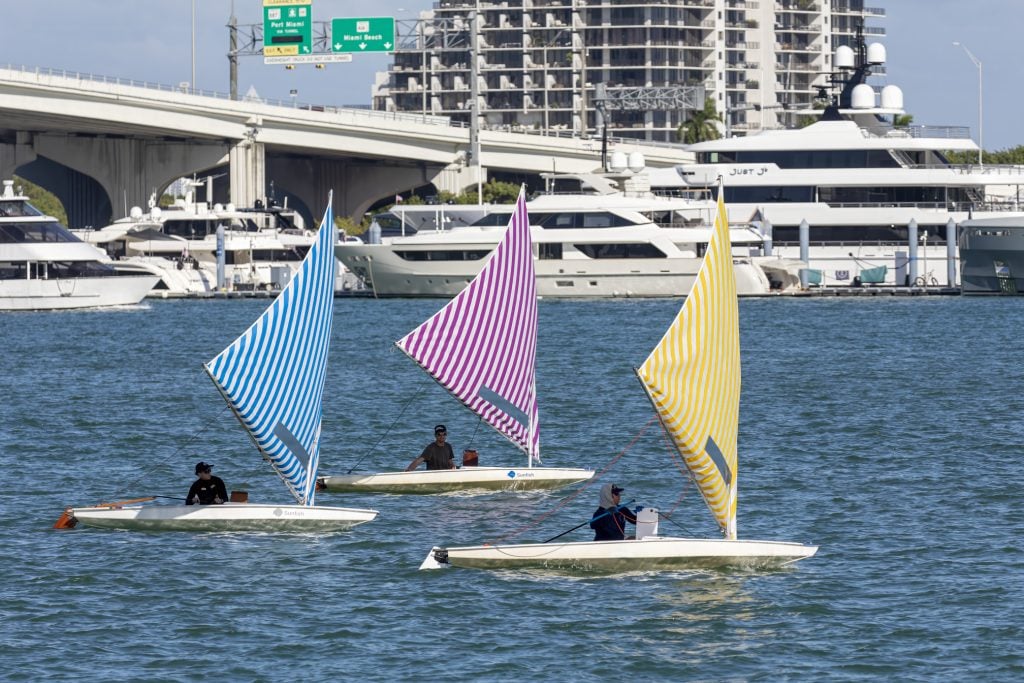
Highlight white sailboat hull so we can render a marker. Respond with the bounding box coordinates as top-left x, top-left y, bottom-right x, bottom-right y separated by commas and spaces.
424, 537, 818, 572
319, 466, 595, 494
70, 503, 379, 532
